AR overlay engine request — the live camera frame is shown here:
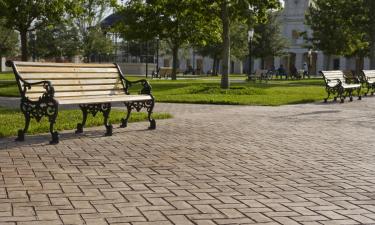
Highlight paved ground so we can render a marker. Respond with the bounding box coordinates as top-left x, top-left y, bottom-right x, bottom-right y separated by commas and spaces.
1, 97, 375, 225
